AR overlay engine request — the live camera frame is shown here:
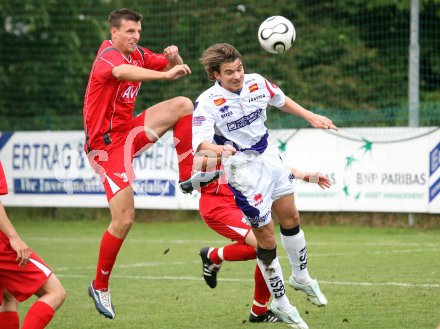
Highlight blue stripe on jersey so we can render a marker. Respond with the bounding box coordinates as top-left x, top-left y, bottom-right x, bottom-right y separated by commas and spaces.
213, 131, 269, 154
228, 183, 260, 220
